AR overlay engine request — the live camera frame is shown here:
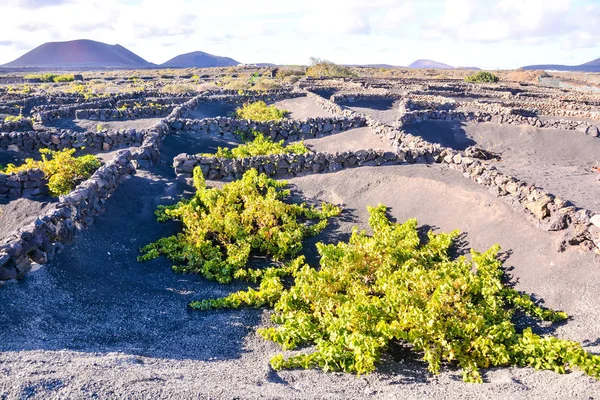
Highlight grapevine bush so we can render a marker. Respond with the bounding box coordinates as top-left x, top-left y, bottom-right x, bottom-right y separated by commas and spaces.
235, 101, 288, 121
193, 205, 600, 383
205, 132, 309, 159
138, 168, 340, 283
2, 148, 101, 196
465, 71, 499, 83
